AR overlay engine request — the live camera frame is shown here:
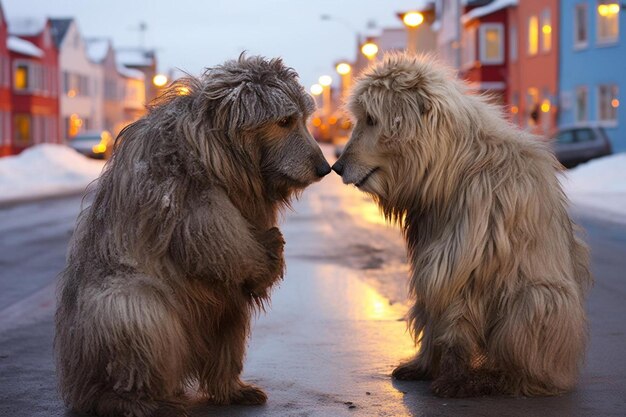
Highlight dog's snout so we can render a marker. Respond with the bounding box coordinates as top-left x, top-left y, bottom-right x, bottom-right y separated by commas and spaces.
316, 161, 332, 177
332, 160, 344, 176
